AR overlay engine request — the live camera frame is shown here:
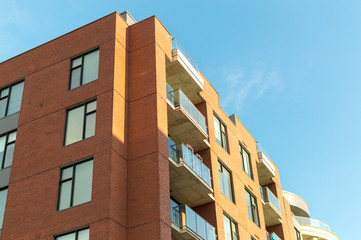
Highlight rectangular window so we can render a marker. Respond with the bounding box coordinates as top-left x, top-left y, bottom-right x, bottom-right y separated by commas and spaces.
57, 159, 93, 211
0, 130, 17, 169
0, 81, 24, 118
223, 213, 238, 240
0, 188, 8, 230
245, 188, 259, 226
240, 144, 253, 179
55, 228, 89, 240
214, 115, 228, 152
69, 49, 99, 89
219, 161, 234, 202
64, 100, 96, 146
